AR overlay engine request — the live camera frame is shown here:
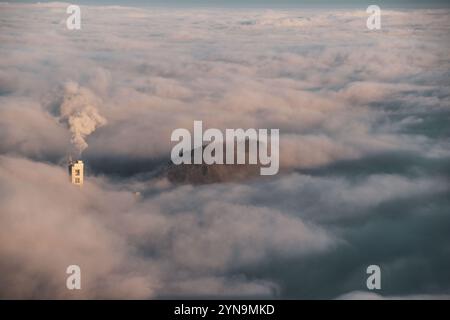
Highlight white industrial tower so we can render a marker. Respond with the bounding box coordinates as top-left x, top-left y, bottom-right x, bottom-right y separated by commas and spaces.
69, 160, 84, 187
